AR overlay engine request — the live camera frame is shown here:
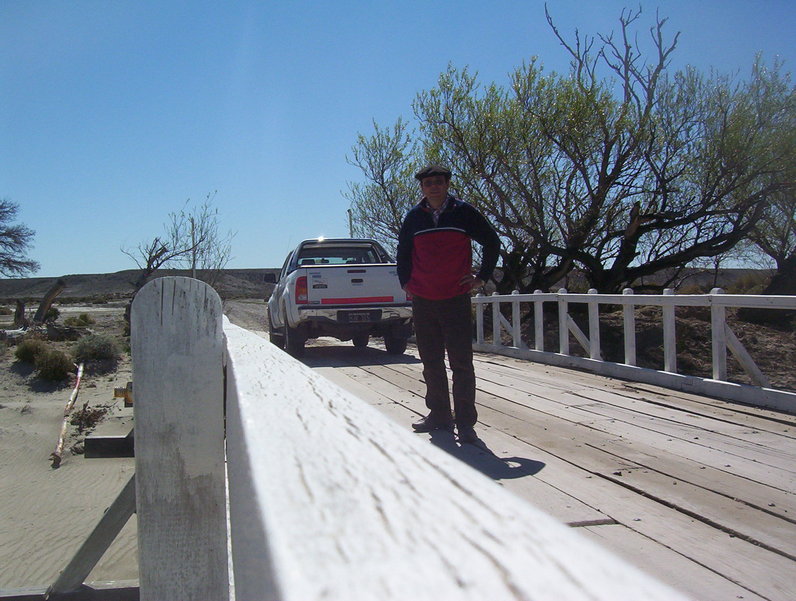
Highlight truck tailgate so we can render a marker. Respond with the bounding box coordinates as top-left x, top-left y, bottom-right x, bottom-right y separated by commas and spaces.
304, 265, 405, 306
